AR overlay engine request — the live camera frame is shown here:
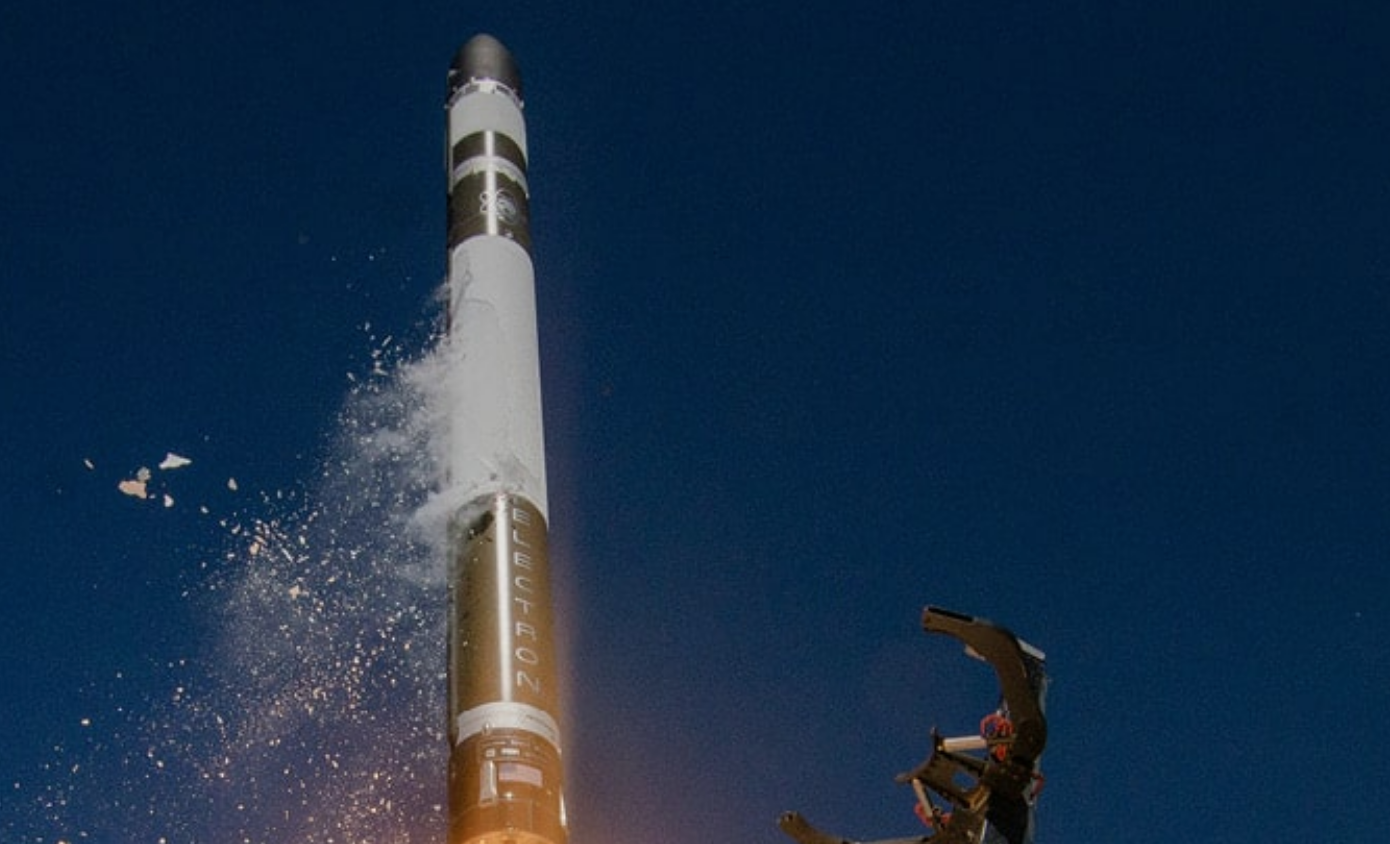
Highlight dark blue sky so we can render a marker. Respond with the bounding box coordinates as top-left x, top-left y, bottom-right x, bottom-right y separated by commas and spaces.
3, 3, 1388, 842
